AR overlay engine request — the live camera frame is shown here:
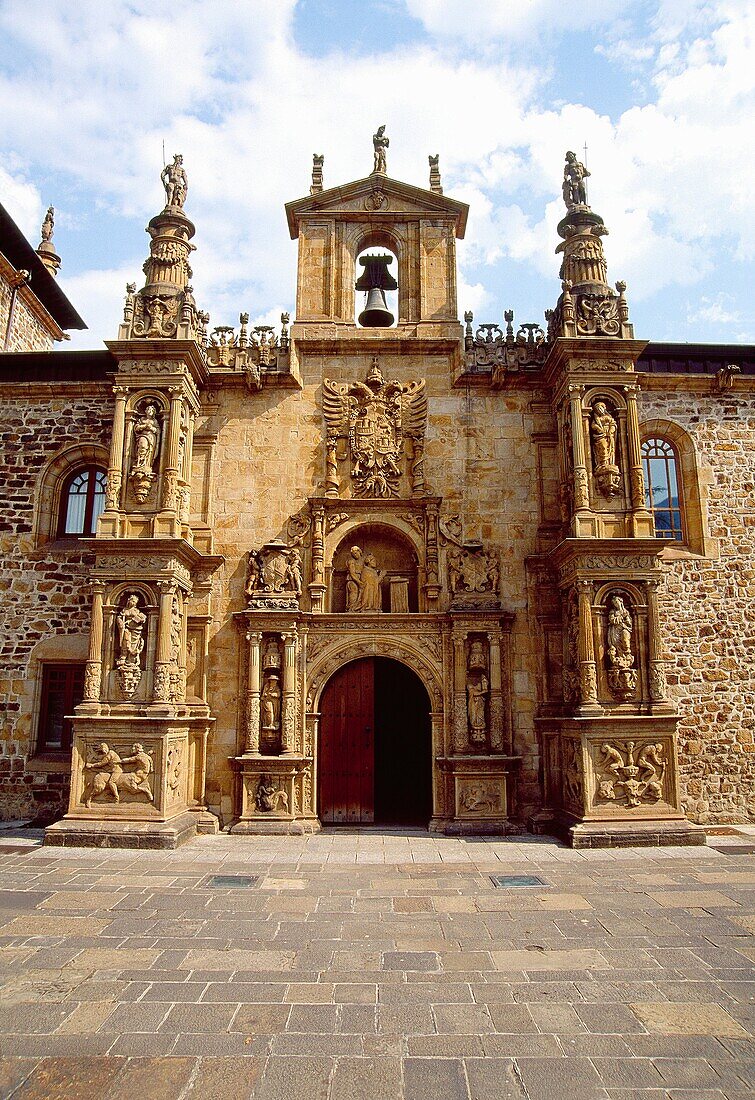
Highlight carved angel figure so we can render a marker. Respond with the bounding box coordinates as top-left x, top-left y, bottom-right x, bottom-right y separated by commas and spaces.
322, 364, 427, 497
